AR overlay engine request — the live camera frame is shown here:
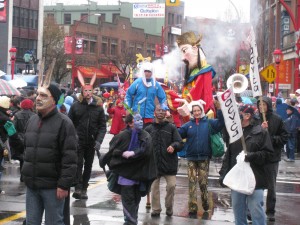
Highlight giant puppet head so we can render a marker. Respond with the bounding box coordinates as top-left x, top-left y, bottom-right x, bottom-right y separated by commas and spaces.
77, 71, 97, 102
176, 32, 208, 83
